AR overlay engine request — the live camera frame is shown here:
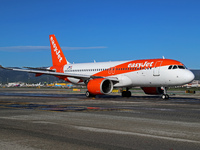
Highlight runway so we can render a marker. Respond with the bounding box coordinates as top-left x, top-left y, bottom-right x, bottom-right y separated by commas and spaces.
0, 88, 200, 150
